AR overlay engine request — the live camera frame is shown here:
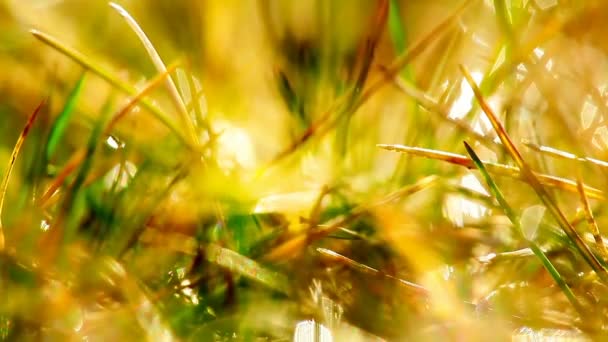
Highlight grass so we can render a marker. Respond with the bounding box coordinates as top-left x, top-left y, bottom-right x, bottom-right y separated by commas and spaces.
2, 0, 608, 340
